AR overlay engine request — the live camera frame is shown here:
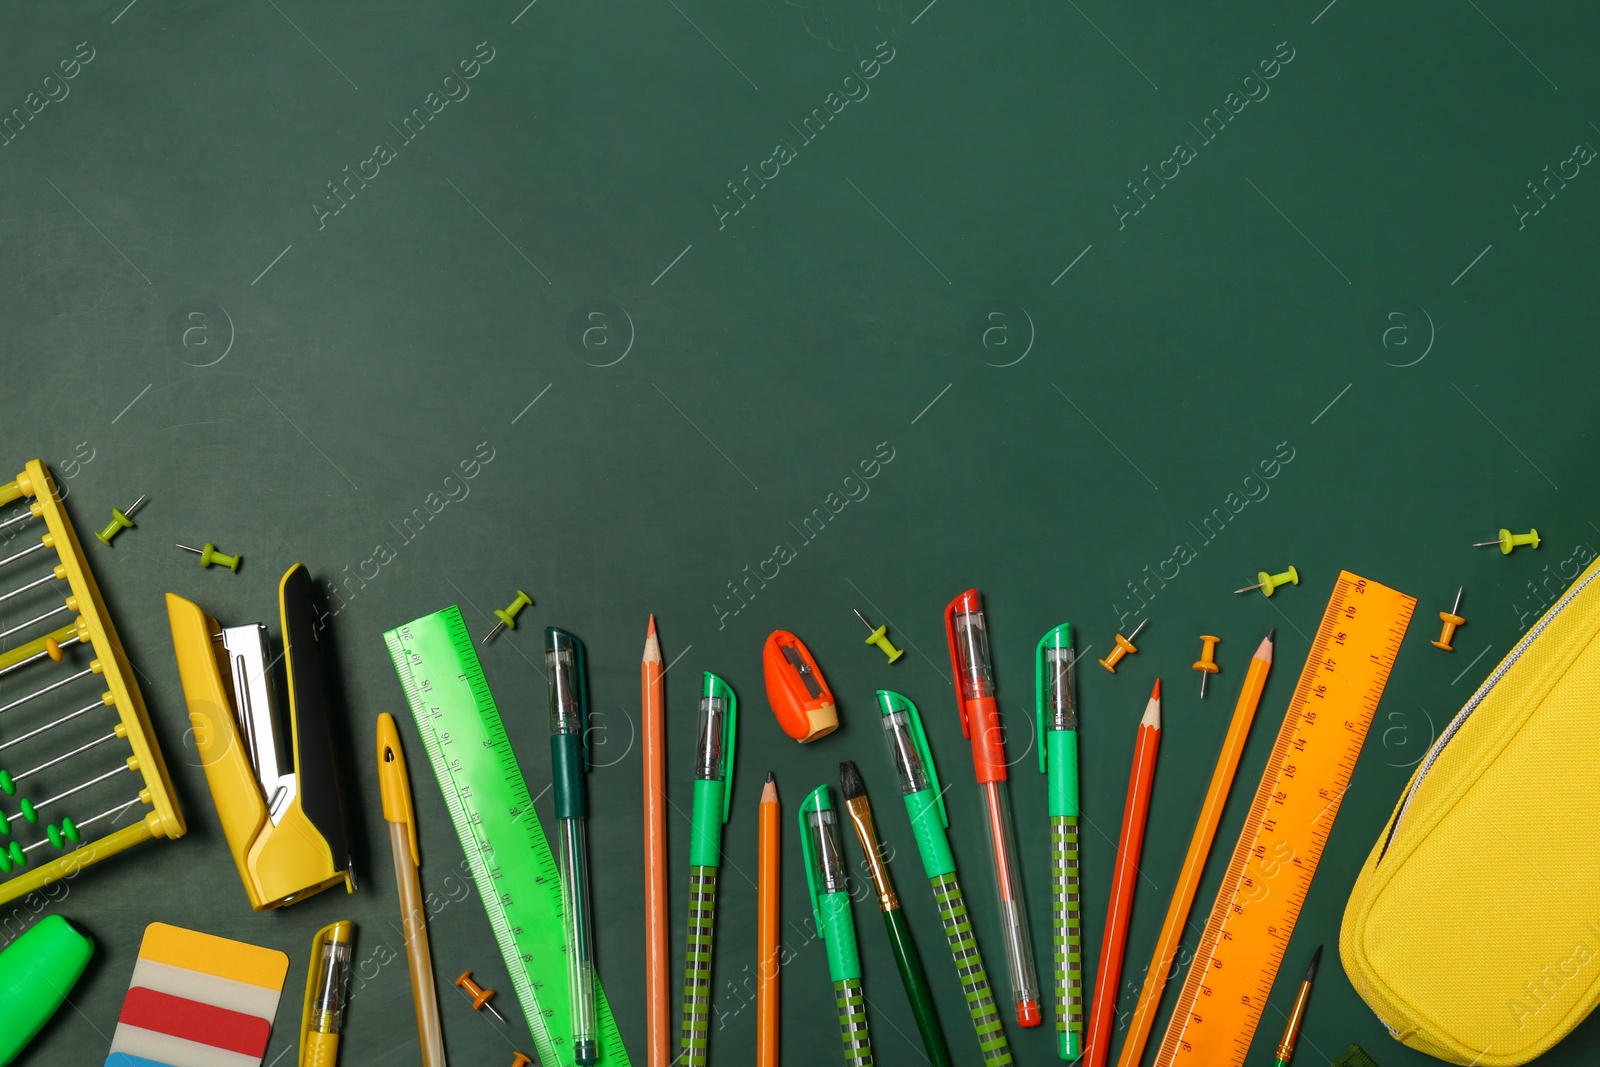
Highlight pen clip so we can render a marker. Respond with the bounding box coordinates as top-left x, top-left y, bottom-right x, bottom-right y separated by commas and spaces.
900, 694, 947, 829
299, 920, 352, 1066
574, 634, 591, 772
943, 594, 970, 738
1034, 624, 1072, 774
797, 785, 827, 937
704, 672, 738, 824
